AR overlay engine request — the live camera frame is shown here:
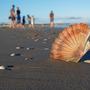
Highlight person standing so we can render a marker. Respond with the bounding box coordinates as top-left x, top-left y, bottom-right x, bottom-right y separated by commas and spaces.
27, 15, 31, 28
31, 15, 35, 29
10, 5, 16, 28
16, 7, 21, 28
22, 16, 26, 28
49, 10, 54, 28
